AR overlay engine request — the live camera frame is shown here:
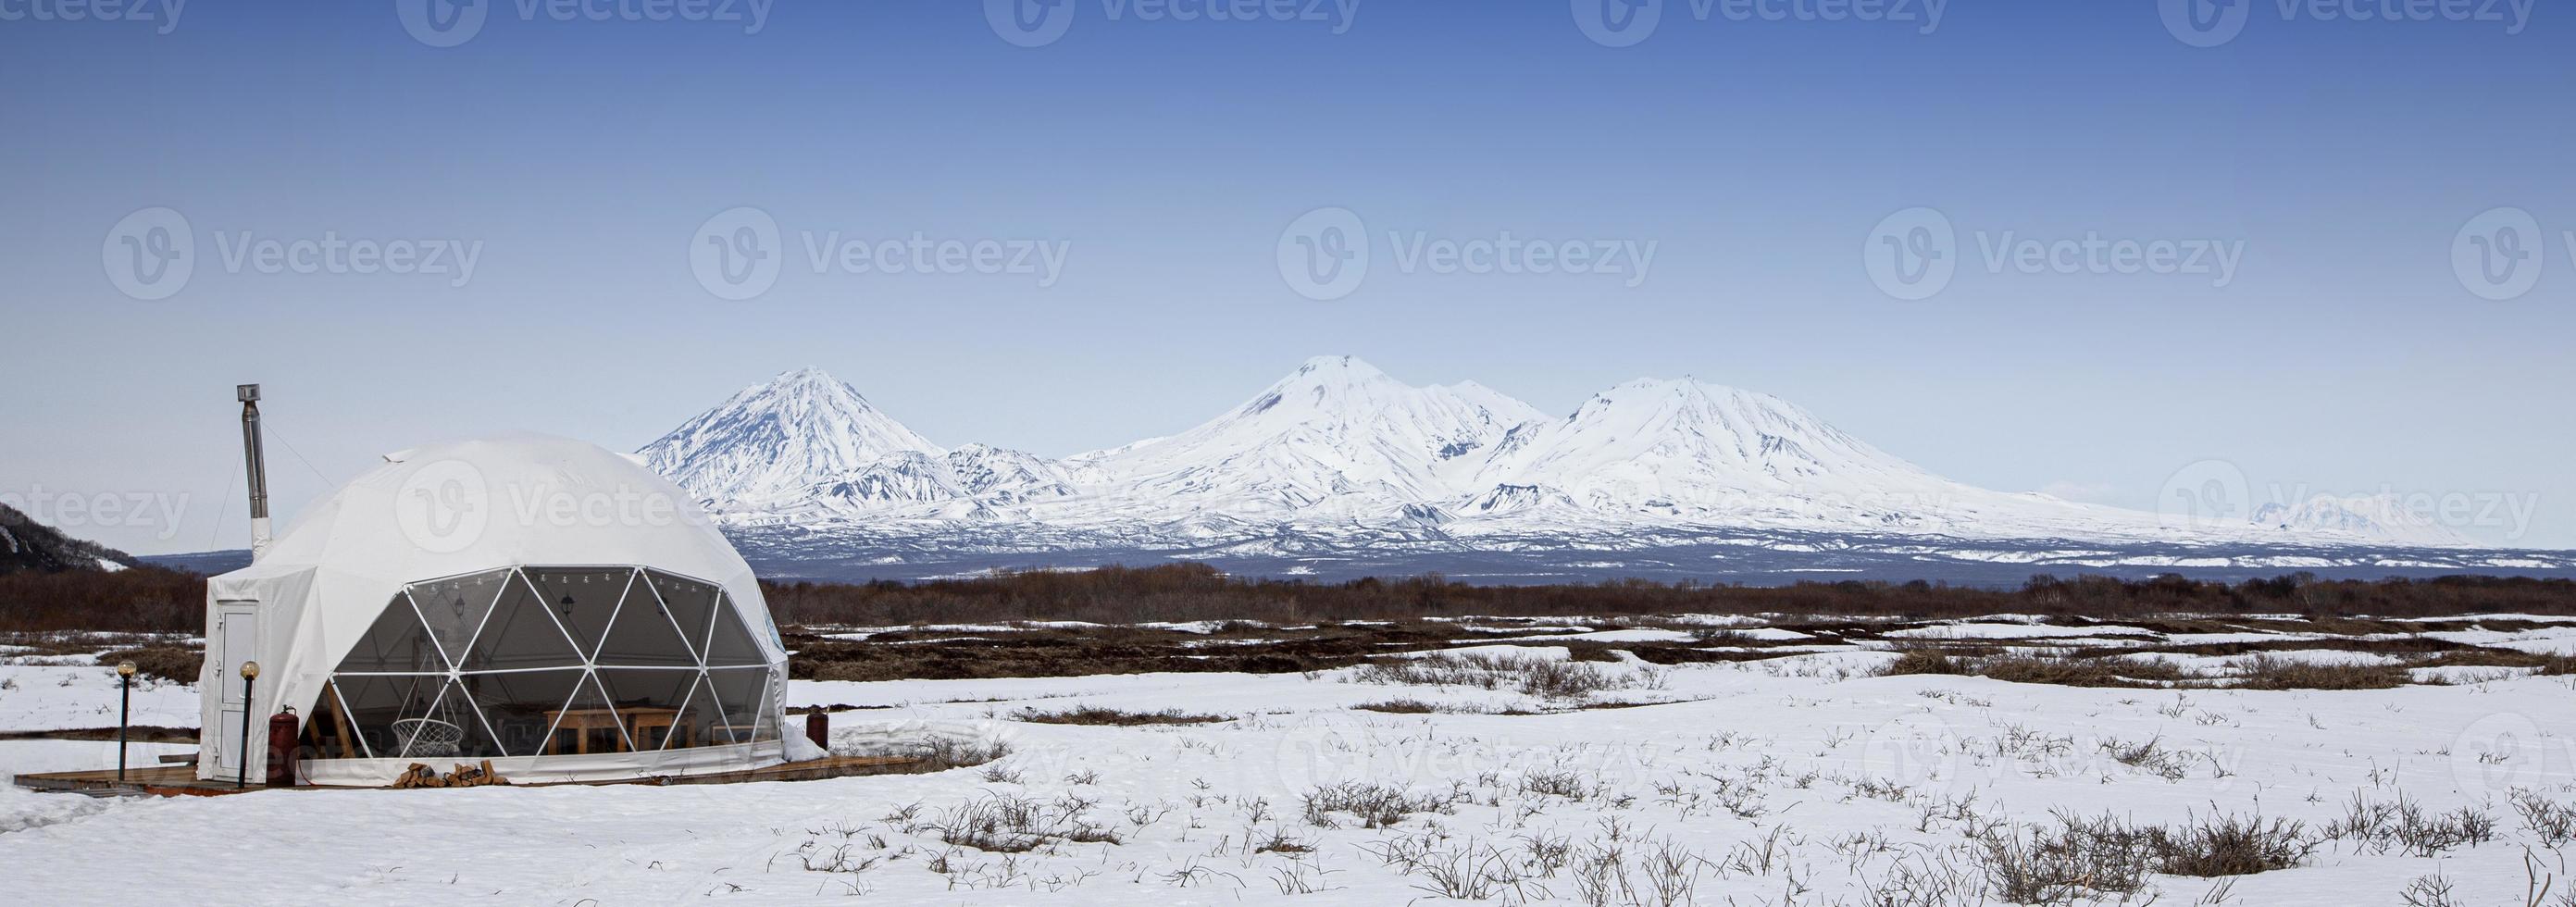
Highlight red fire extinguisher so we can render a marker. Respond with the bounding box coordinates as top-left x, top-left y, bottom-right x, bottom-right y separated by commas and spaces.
266, 707, 300, 788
